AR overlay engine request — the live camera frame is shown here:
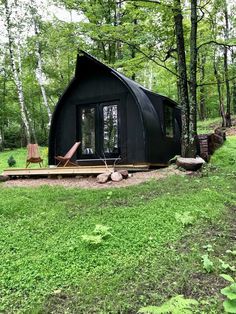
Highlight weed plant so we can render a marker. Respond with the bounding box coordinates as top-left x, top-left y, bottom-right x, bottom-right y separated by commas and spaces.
0, 137, 235, 313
